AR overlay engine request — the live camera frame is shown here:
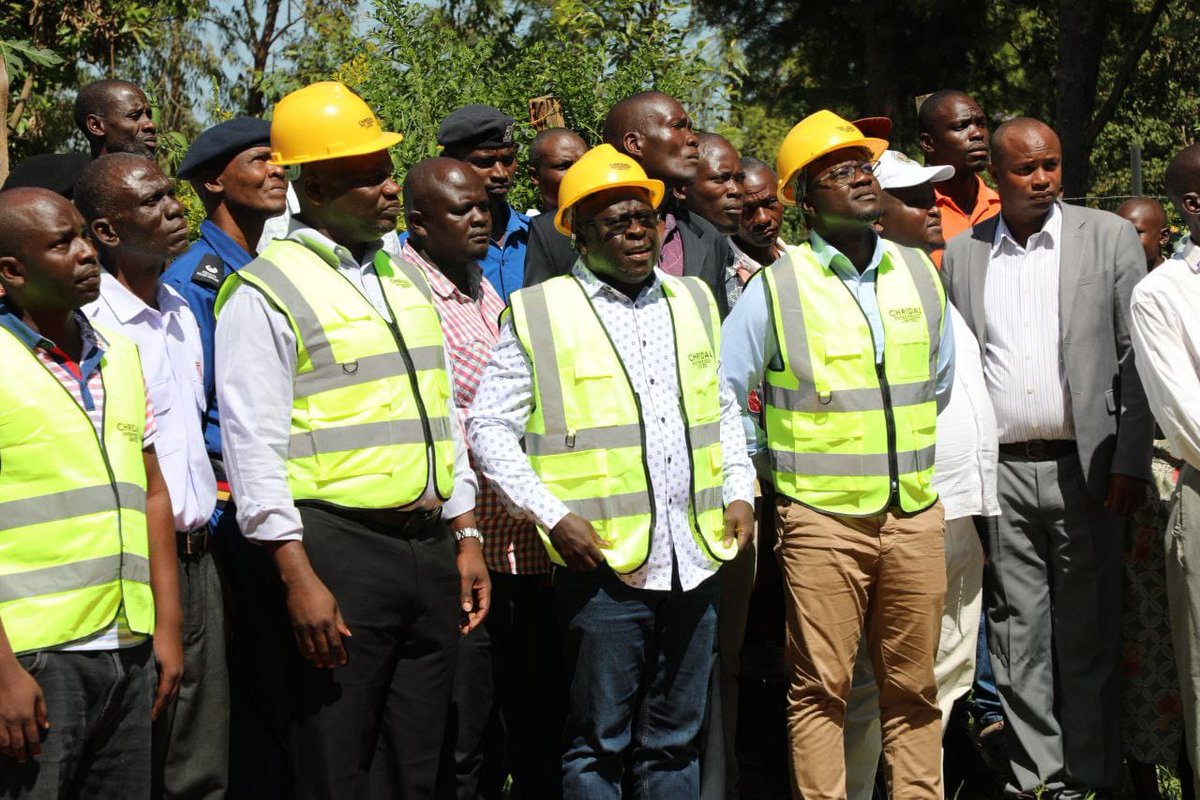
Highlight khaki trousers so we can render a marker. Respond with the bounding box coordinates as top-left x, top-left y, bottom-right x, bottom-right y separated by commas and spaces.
776, 496, 945, 800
